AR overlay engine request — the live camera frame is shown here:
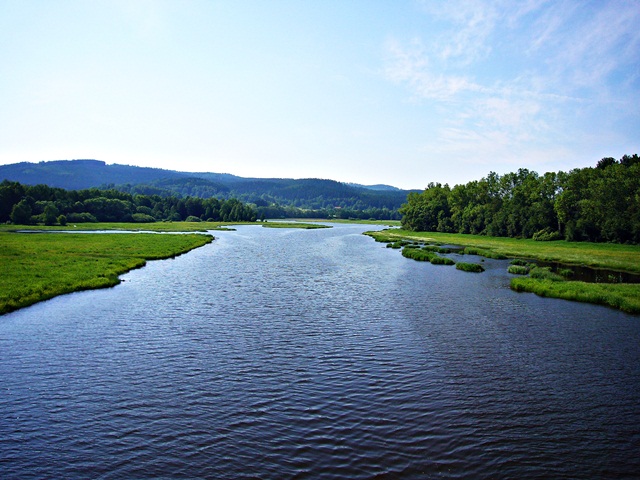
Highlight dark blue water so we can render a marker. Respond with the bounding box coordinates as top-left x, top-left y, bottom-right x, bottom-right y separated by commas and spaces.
1, 224, 639, 479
